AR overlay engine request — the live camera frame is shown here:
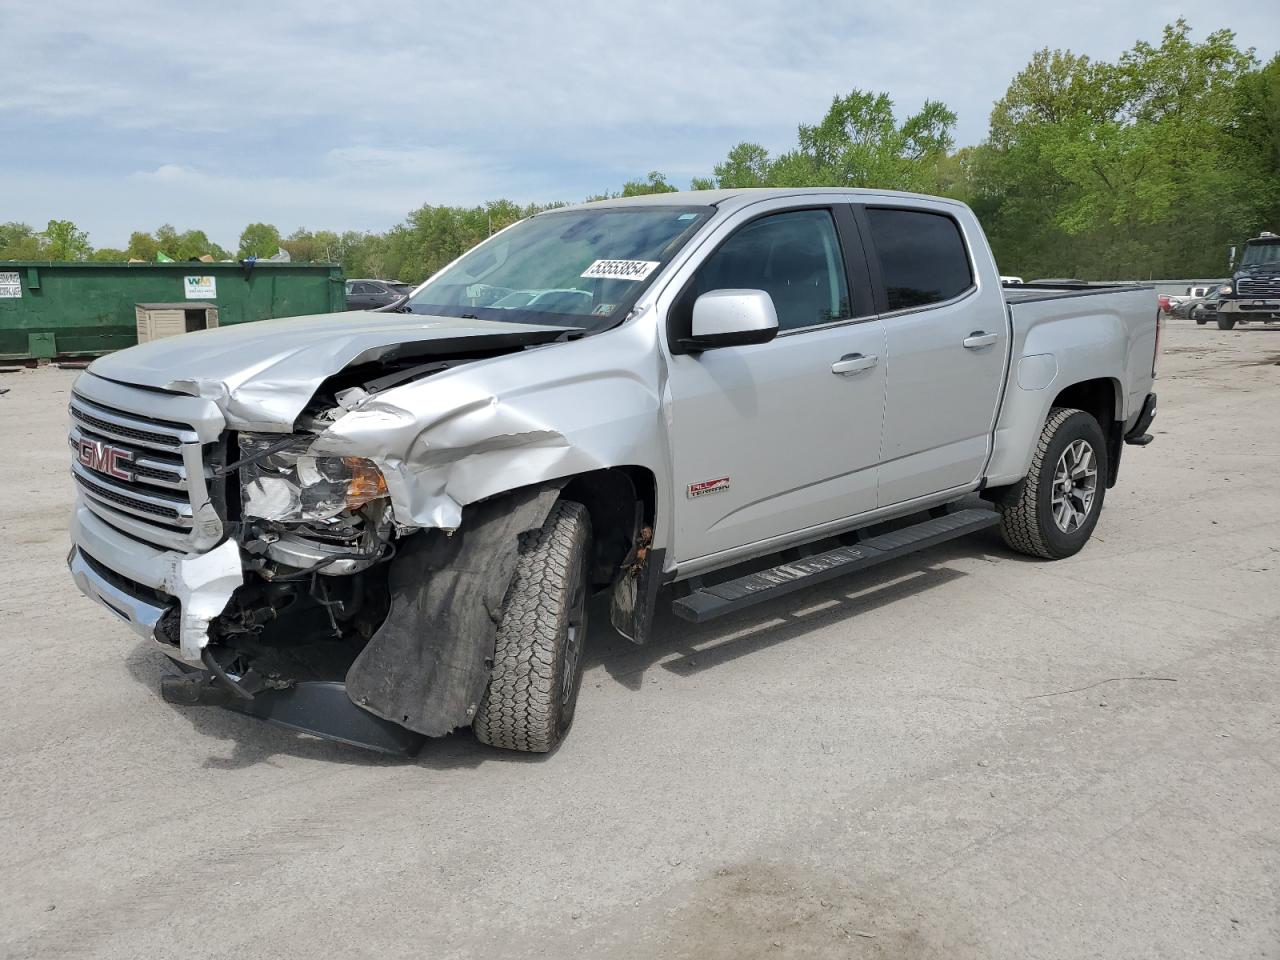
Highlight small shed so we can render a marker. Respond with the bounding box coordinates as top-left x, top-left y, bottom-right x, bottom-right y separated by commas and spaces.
135, 302, 220, 344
